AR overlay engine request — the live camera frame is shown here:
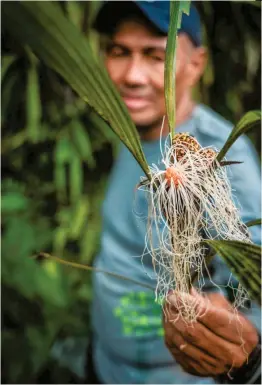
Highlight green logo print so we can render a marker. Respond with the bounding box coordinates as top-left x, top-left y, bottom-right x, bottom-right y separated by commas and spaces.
113, 291, 164, 337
